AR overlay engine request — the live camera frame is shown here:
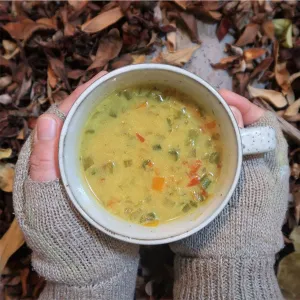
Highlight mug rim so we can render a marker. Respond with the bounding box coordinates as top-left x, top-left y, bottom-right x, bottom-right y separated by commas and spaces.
59, 64, 242, 244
